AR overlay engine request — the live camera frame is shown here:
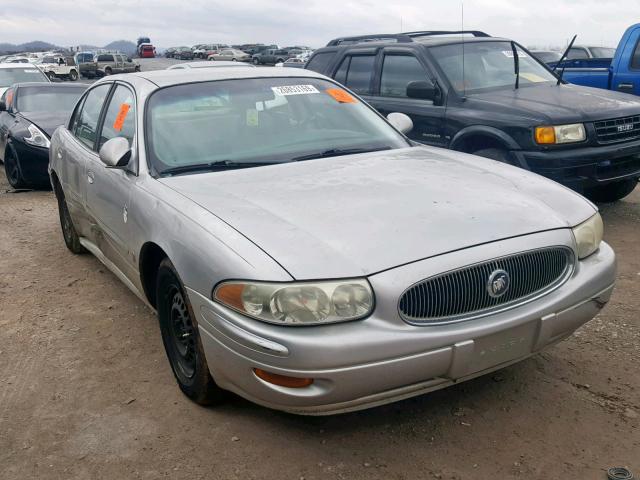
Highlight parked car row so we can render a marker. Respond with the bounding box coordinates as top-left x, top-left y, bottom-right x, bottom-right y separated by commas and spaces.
164, 43, 314, 66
